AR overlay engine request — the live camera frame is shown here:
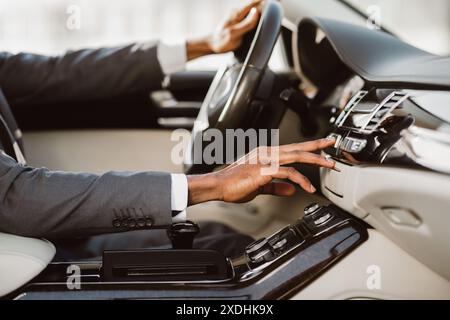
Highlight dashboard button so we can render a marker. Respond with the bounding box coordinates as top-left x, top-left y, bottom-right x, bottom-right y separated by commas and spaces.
245, 238, 268, 254
304, 203, 320, 216
245, 238, 275, 263
249, 248, 273, 263
272, 238, 287, 250
340, 137, 367, 153
327, 133, 342, 149
314, 213, 332, 226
